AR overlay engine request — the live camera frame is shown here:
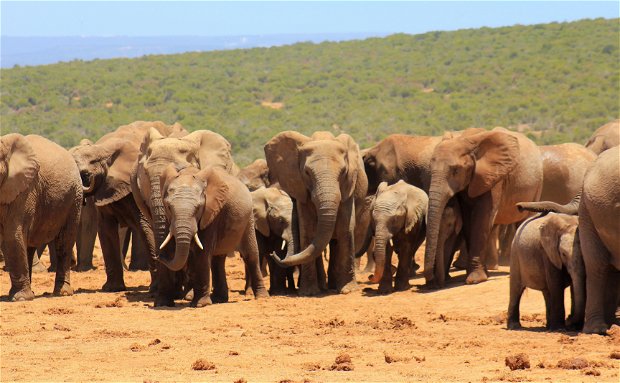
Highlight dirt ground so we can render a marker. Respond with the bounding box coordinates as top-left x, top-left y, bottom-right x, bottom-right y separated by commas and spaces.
1, 244, 619, 383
